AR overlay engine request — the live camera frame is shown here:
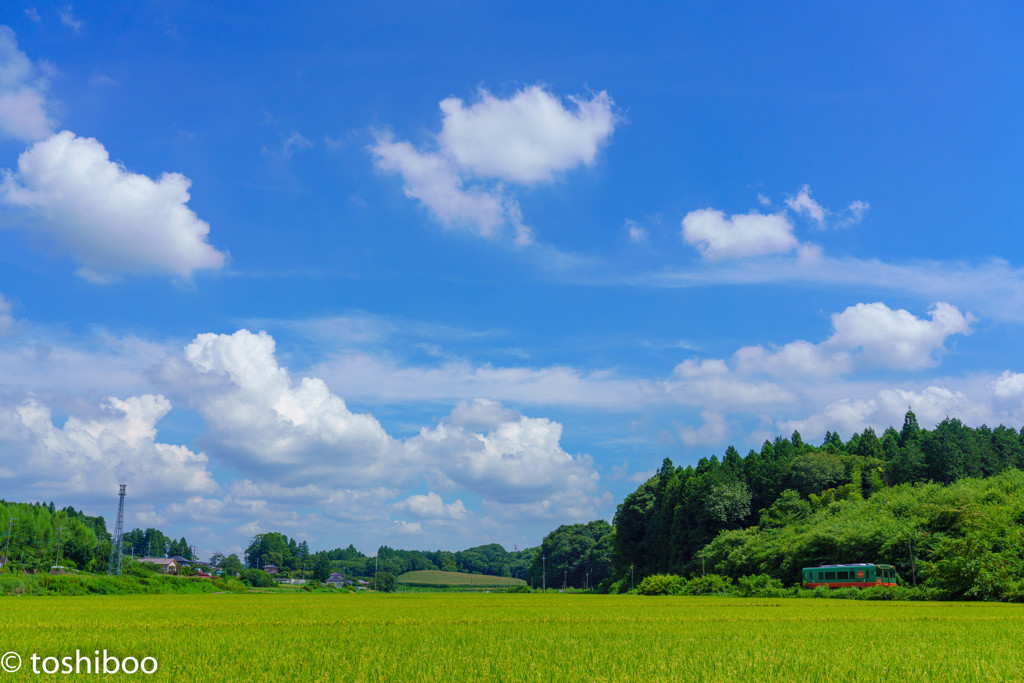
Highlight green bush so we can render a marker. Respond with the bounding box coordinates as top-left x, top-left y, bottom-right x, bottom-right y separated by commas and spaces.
736, 574, 785, 598
681, 574, 734, 596
637, 574, 685, 596
241, 569, 276, 588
